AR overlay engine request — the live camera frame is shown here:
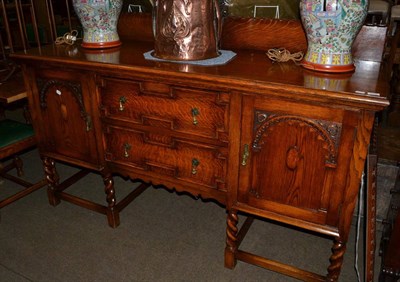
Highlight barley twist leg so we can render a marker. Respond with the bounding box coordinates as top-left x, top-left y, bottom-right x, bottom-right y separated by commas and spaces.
225, 209, 239, 269
327, 237, 346, 281
42, 156, 60, 206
